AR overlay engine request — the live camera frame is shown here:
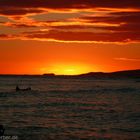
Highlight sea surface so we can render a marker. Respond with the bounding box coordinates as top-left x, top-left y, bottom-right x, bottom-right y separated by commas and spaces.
0, 76, 140, 140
